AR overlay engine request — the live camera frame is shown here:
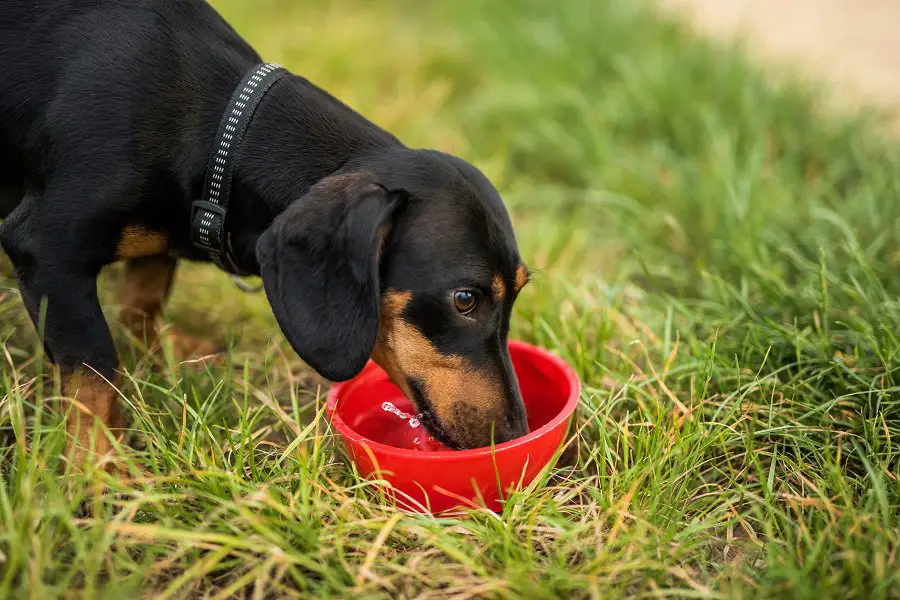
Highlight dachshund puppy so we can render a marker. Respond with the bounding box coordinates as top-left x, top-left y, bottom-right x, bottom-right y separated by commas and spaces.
0, 0, 530, 468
